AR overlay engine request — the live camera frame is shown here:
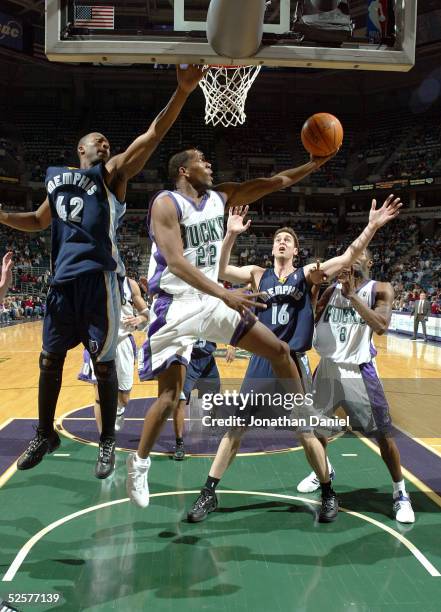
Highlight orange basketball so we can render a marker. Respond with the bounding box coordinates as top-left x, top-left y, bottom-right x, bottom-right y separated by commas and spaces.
301, 113, 343, 157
